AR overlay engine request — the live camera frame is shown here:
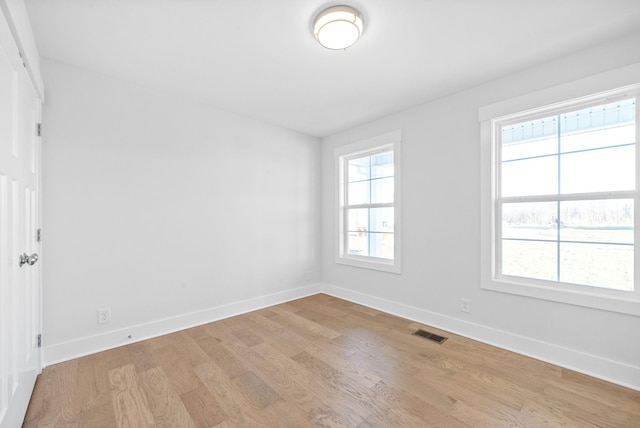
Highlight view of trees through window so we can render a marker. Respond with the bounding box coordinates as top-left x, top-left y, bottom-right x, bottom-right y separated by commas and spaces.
498, 98, 636, 291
